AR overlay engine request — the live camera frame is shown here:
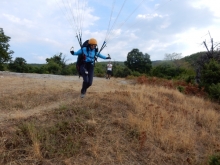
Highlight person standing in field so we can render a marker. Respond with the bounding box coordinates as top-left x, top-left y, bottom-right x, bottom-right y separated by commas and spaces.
106, 60, 113, 79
